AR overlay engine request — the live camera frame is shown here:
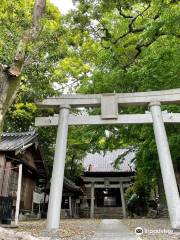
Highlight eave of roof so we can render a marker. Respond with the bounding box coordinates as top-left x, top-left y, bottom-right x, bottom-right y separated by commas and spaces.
83, 171, 135, 178
0, 131, 47, 180
64, 177, 82, 193
0, 131, 38, 151
45, 177, 82, 194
